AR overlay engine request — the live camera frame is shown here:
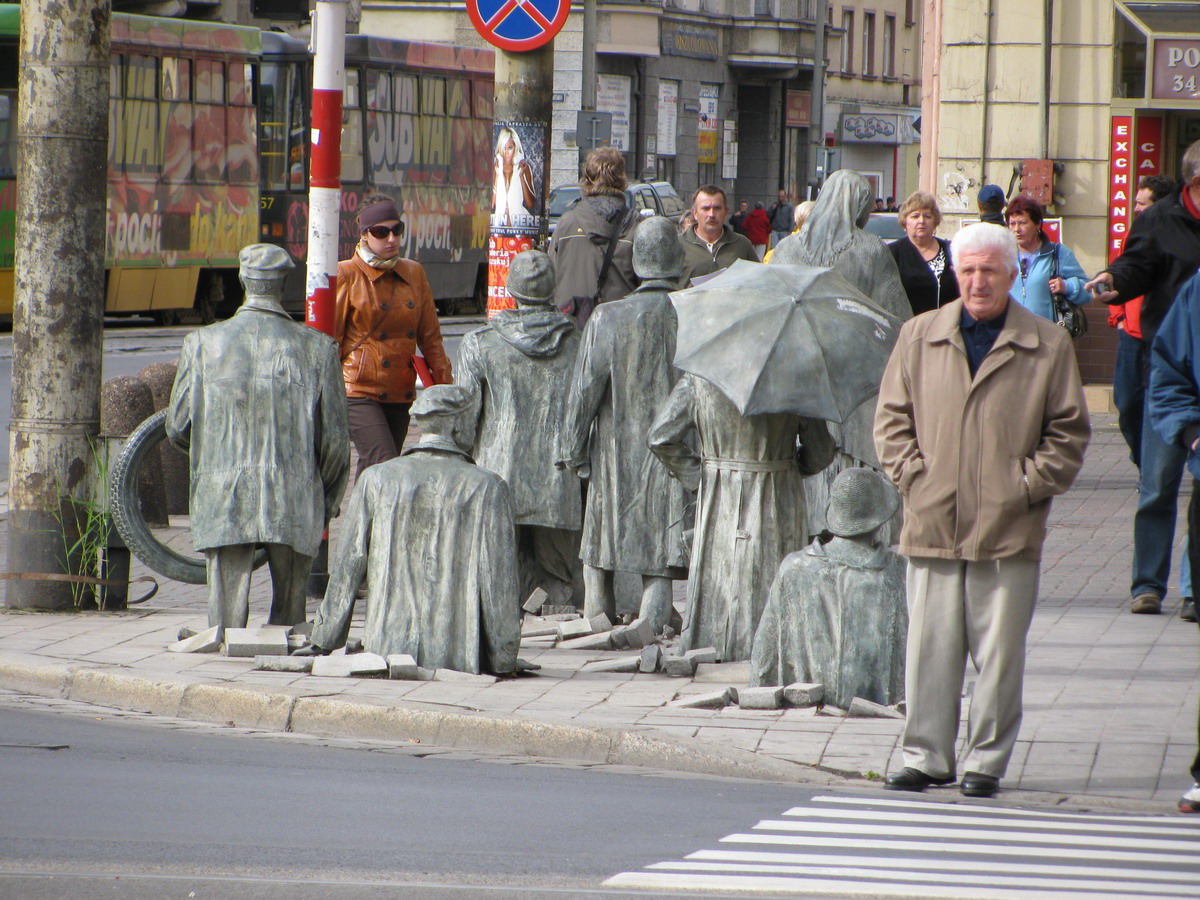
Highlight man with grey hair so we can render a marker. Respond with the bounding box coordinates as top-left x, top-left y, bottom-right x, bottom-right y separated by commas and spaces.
875, 223, 1089, 798
167, 244, 350, 630
1087, 140, 1200, 619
